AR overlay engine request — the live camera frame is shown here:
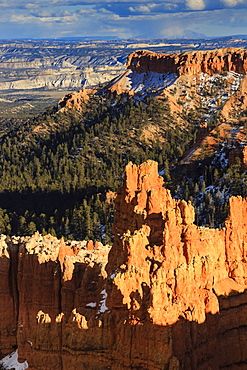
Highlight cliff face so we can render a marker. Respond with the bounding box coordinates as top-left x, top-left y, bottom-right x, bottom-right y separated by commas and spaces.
108, 160, 247, 308
106, 160, 247, 368
105, 48, 247, 140
0, 235, 111, 369
126, 48, 247, 76
2, 161, 247, 369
